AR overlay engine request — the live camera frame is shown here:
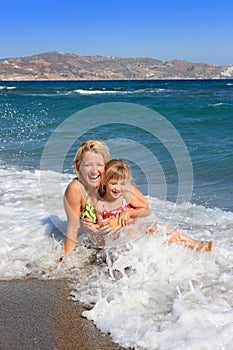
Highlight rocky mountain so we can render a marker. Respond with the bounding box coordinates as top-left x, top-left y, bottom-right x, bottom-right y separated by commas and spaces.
0, 51, 232, 80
